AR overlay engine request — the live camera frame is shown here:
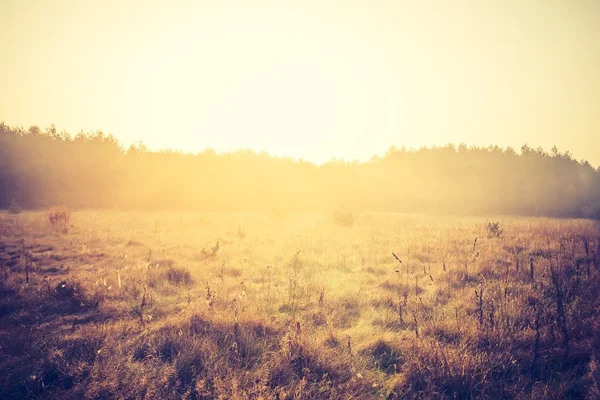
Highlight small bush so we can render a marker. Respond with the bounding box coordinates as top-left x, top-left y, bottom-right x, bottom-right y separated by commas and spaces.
55, 280, 77, 299
54, 279, 100, 309
164, 266, 193, 286
236, 225, 247, 240
7, 198, 21, 214
361, 340, 403, 374
332, 207, 354, 227
485, 220, 503, 238
48, 206, 71, 234
196, 241, 219, 261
